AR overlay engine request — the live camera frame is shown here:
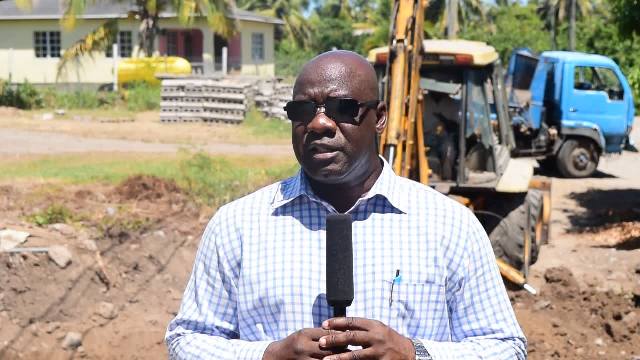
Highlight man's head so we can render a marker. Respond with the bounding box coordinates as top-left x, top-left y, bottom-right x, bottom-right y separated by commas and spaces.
290, 50, 387, 185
